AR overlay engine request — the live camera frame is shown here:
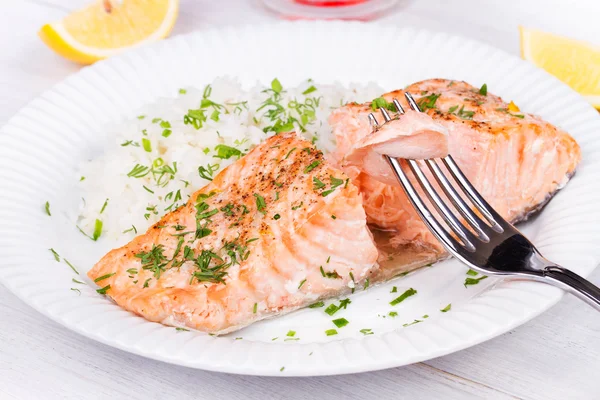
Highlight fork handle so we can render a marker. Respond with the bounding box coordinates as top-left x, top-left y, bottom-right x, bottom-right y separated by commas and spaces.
542, 266, 600, 310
